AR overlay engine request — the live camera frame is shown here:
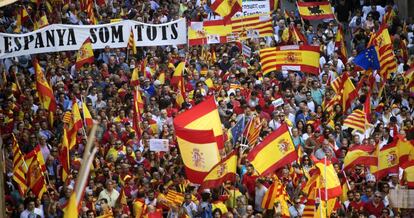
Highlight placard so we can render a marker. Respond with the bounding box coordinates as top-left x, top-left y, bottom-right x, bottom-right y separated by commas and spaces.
149, 139, 169, 152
